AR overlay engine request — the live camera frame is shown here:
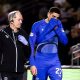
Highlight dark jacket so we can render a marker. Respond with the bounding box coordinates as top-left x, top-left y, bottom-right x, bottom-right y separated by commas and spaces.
0, 26, 28, 73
